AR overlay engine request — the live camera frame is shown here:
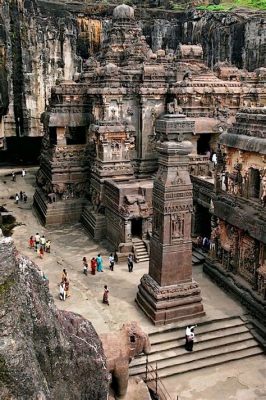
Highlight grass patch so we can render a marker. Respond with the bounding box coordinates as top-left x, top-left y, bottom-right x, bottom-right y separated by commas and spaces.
196, 0, 266, 11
